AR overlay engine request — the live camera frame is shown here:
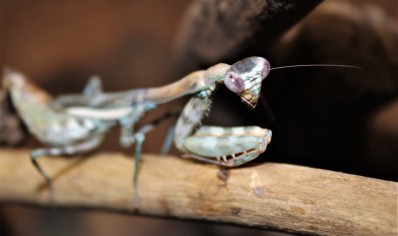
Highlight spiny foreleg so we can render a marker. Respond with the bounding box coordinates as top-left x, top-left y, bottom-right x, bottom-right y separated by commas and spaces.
182, 126, 272, 167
